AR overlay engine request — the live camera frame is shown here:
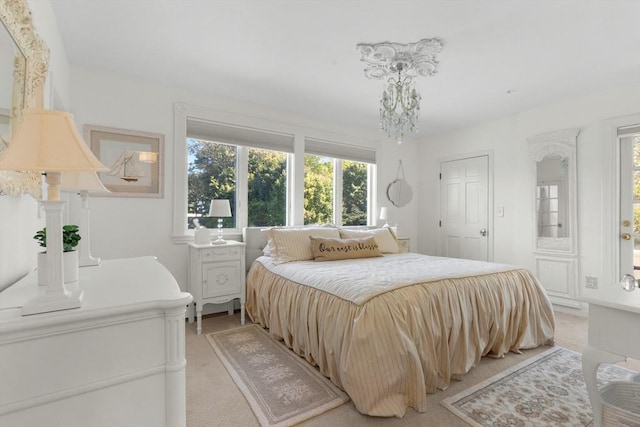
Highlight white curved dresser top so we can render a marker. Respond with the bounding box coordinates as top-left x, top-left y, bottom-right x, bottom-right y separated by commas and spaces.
0, 256, 192, 334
